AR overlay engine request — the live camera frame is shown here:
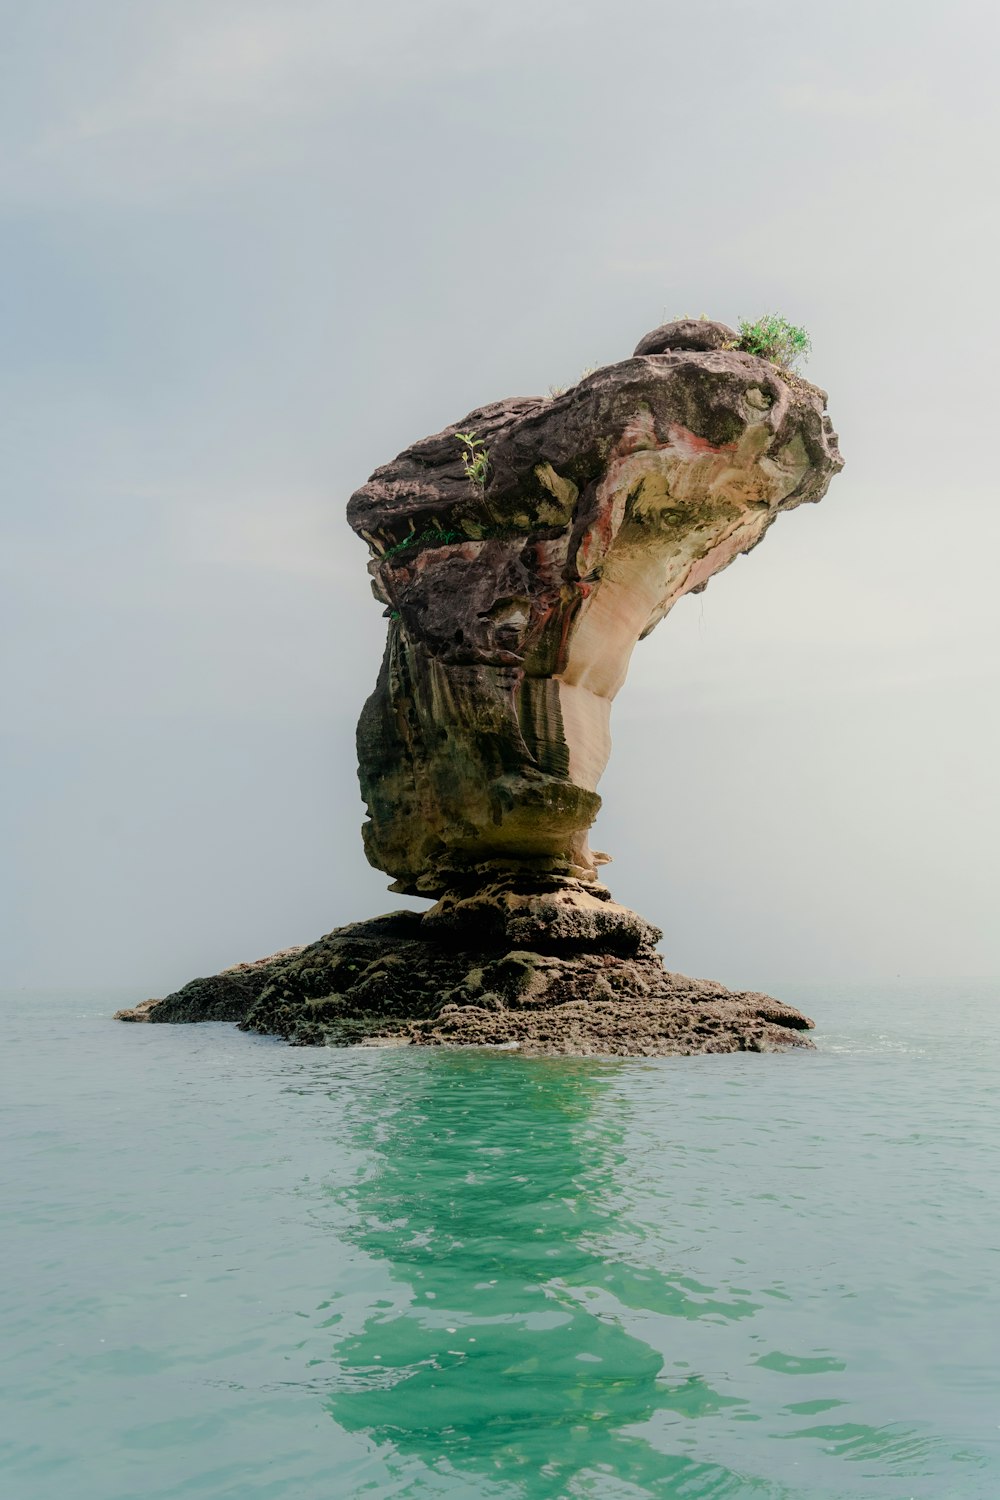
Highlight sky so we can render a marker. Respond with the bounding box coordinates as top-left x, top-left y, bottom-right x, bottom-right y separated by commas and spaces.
2, 0, 998, 993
